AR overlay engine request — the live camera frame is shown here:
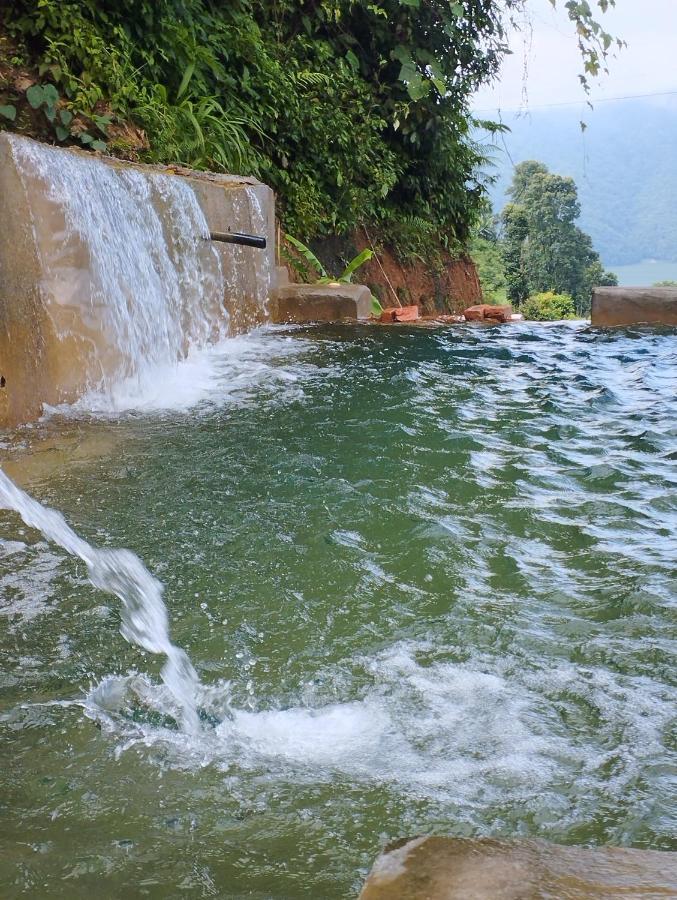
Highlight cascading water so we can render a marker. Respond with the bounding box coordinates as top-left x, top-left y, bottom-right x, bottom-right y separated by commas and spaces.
0, 142, 238, 730
0, 141, 281, 735
10, 135, 226, 396
245, 185, 272, 317
0, 468, 200, 731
